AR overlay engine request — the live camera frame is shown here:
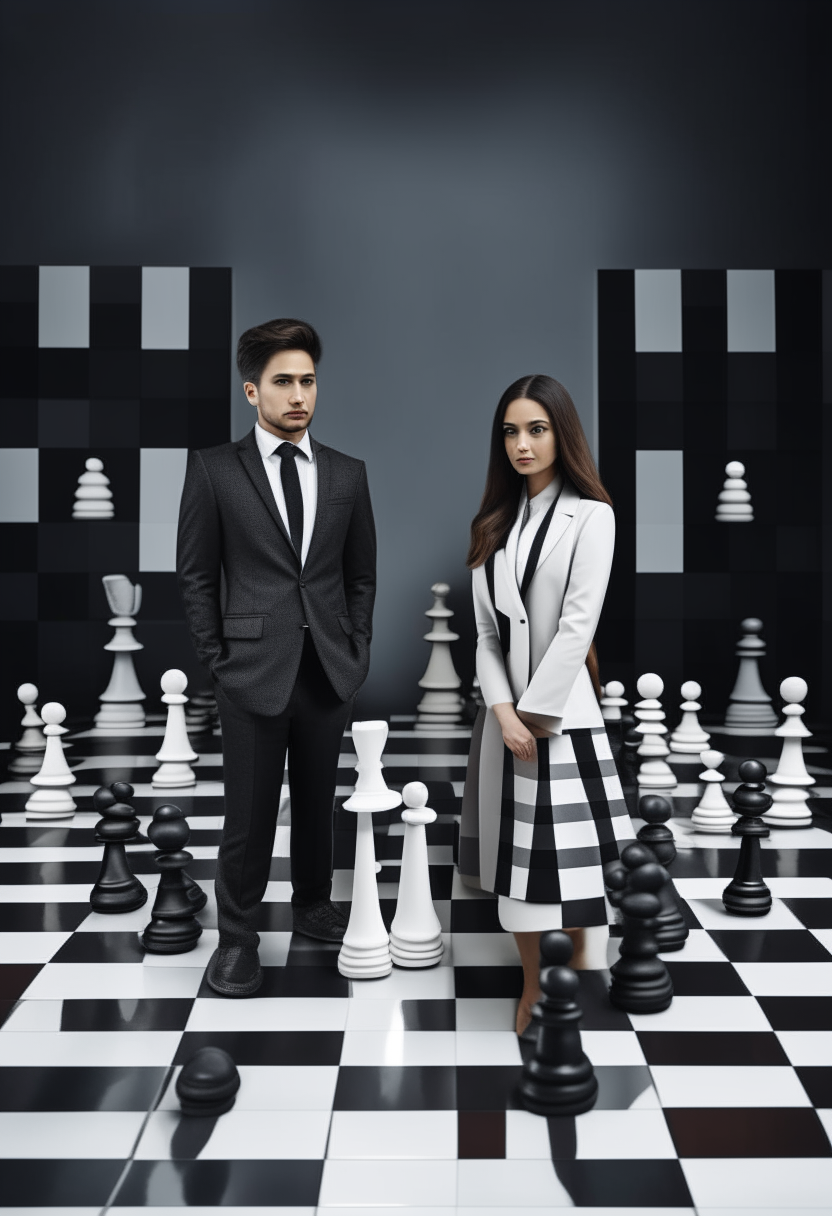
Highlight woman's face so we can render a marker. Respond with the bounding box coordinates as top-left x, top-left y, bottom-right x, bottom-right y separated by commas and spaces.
502, 397, 557, 476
